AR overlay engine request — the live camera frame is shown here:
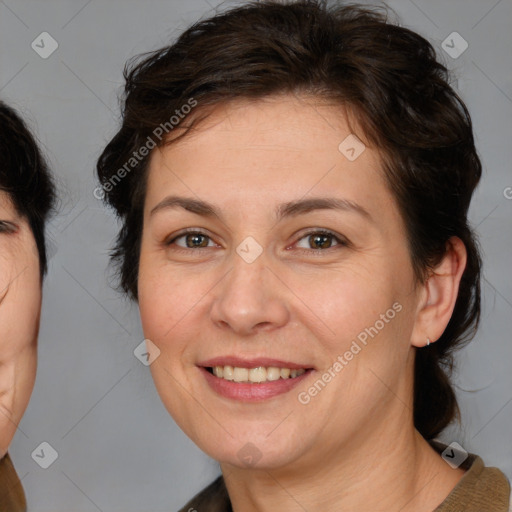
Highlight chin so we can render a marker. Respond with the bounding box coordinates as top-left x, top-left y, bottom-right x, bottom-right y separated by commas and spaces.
193, 428, 306, 471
